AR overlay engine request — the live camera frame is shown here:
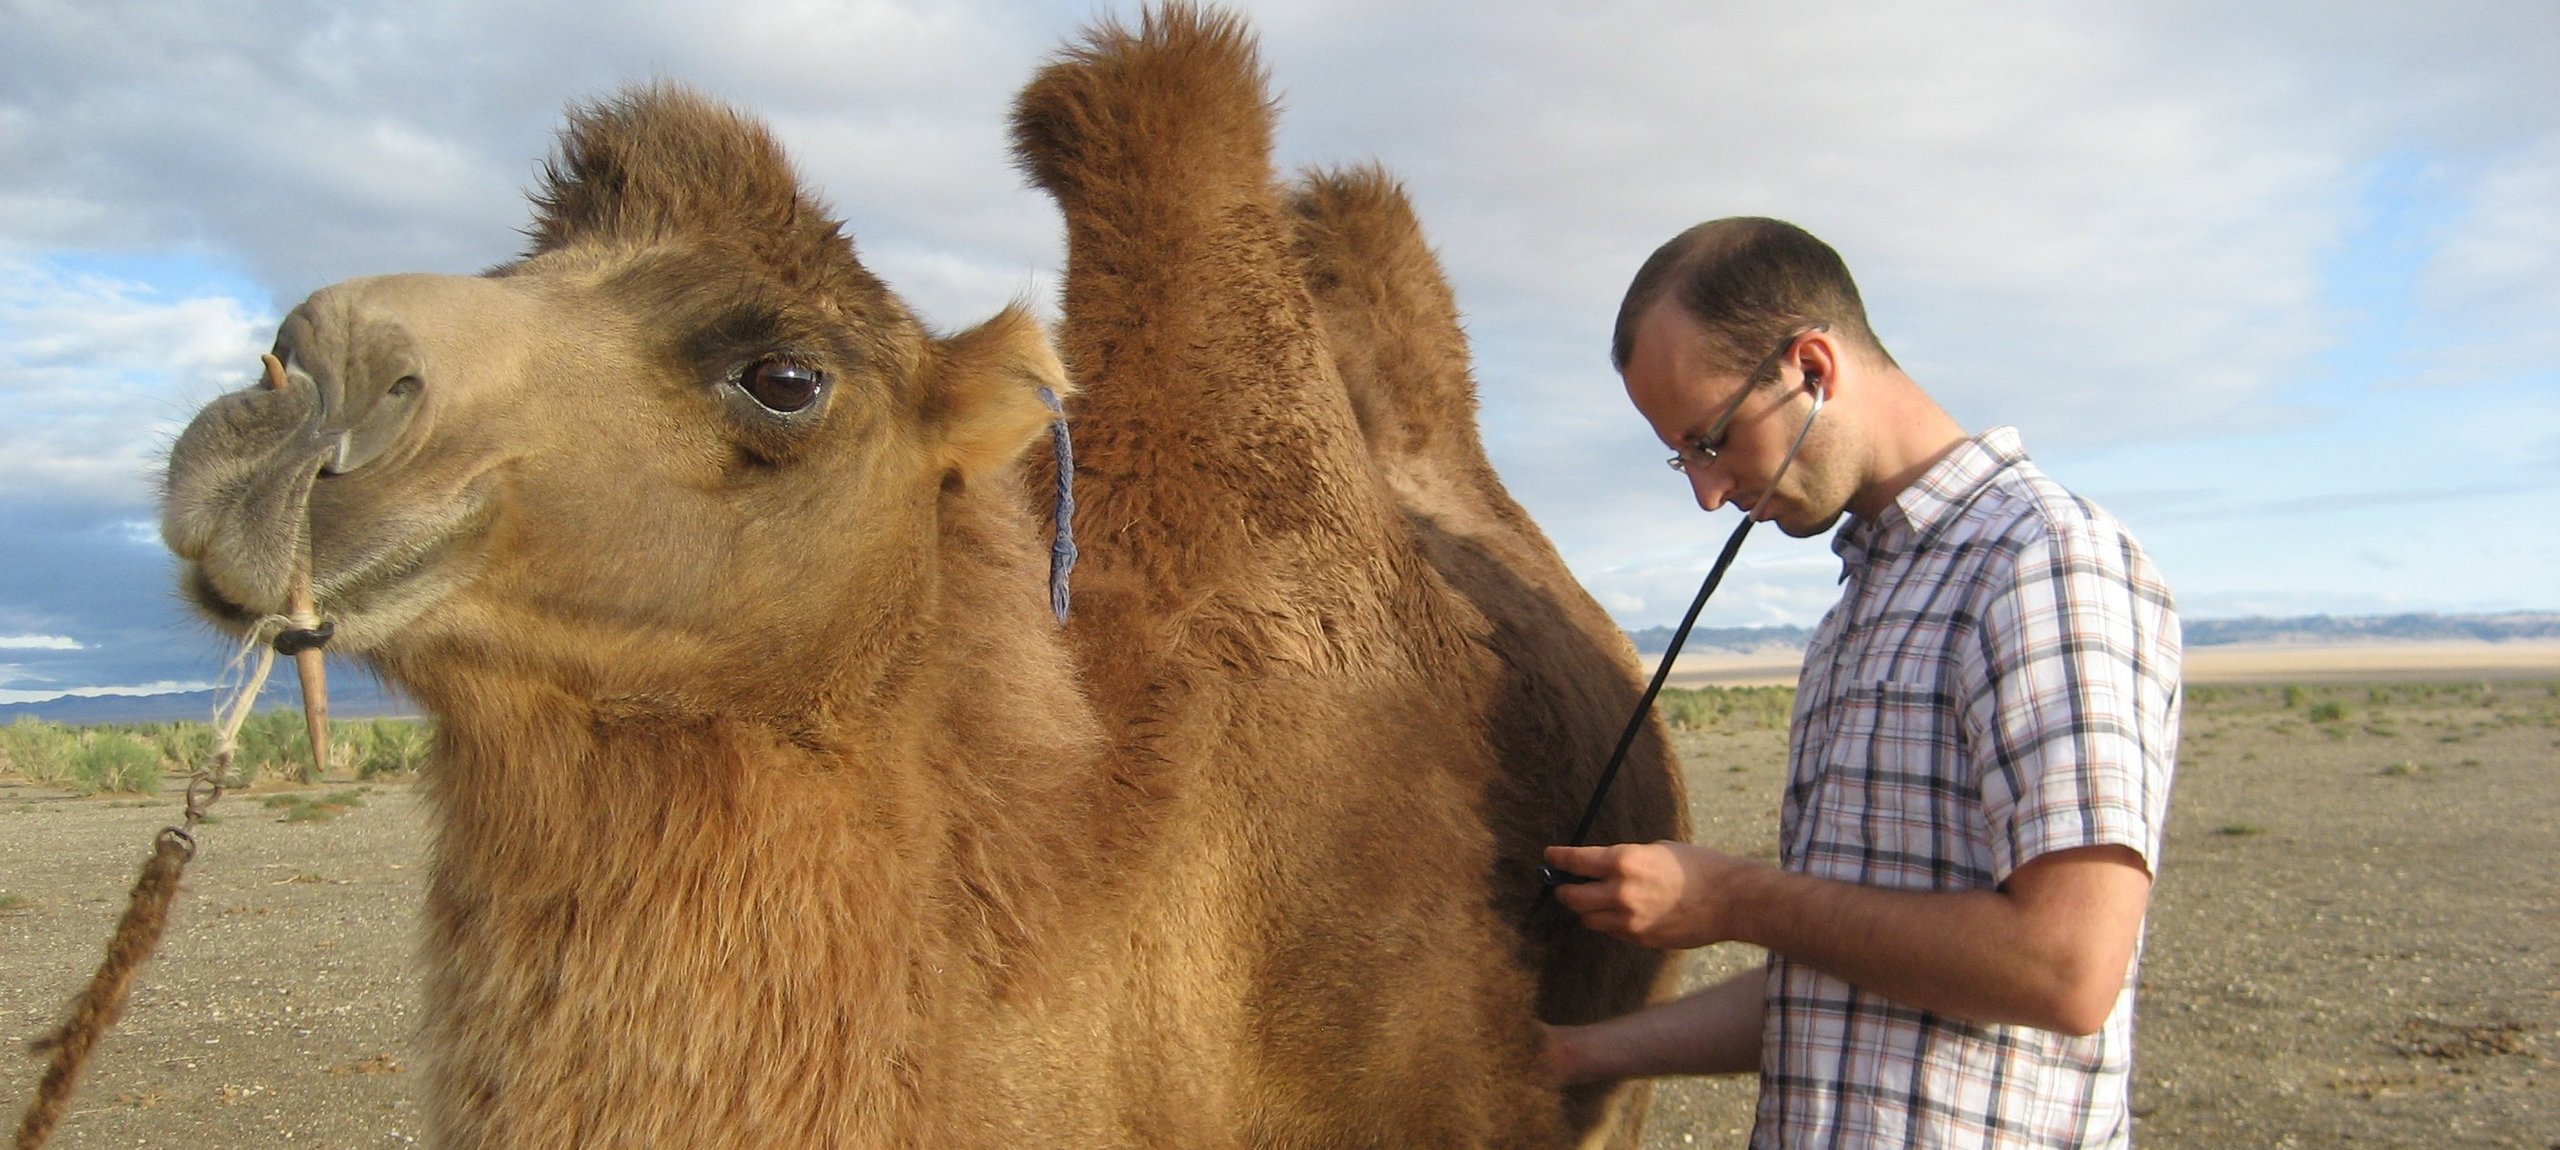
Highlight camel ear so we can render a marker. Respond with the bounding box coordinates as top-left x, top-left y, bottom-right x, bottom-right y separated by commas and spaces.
929, 306, 1070, 483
